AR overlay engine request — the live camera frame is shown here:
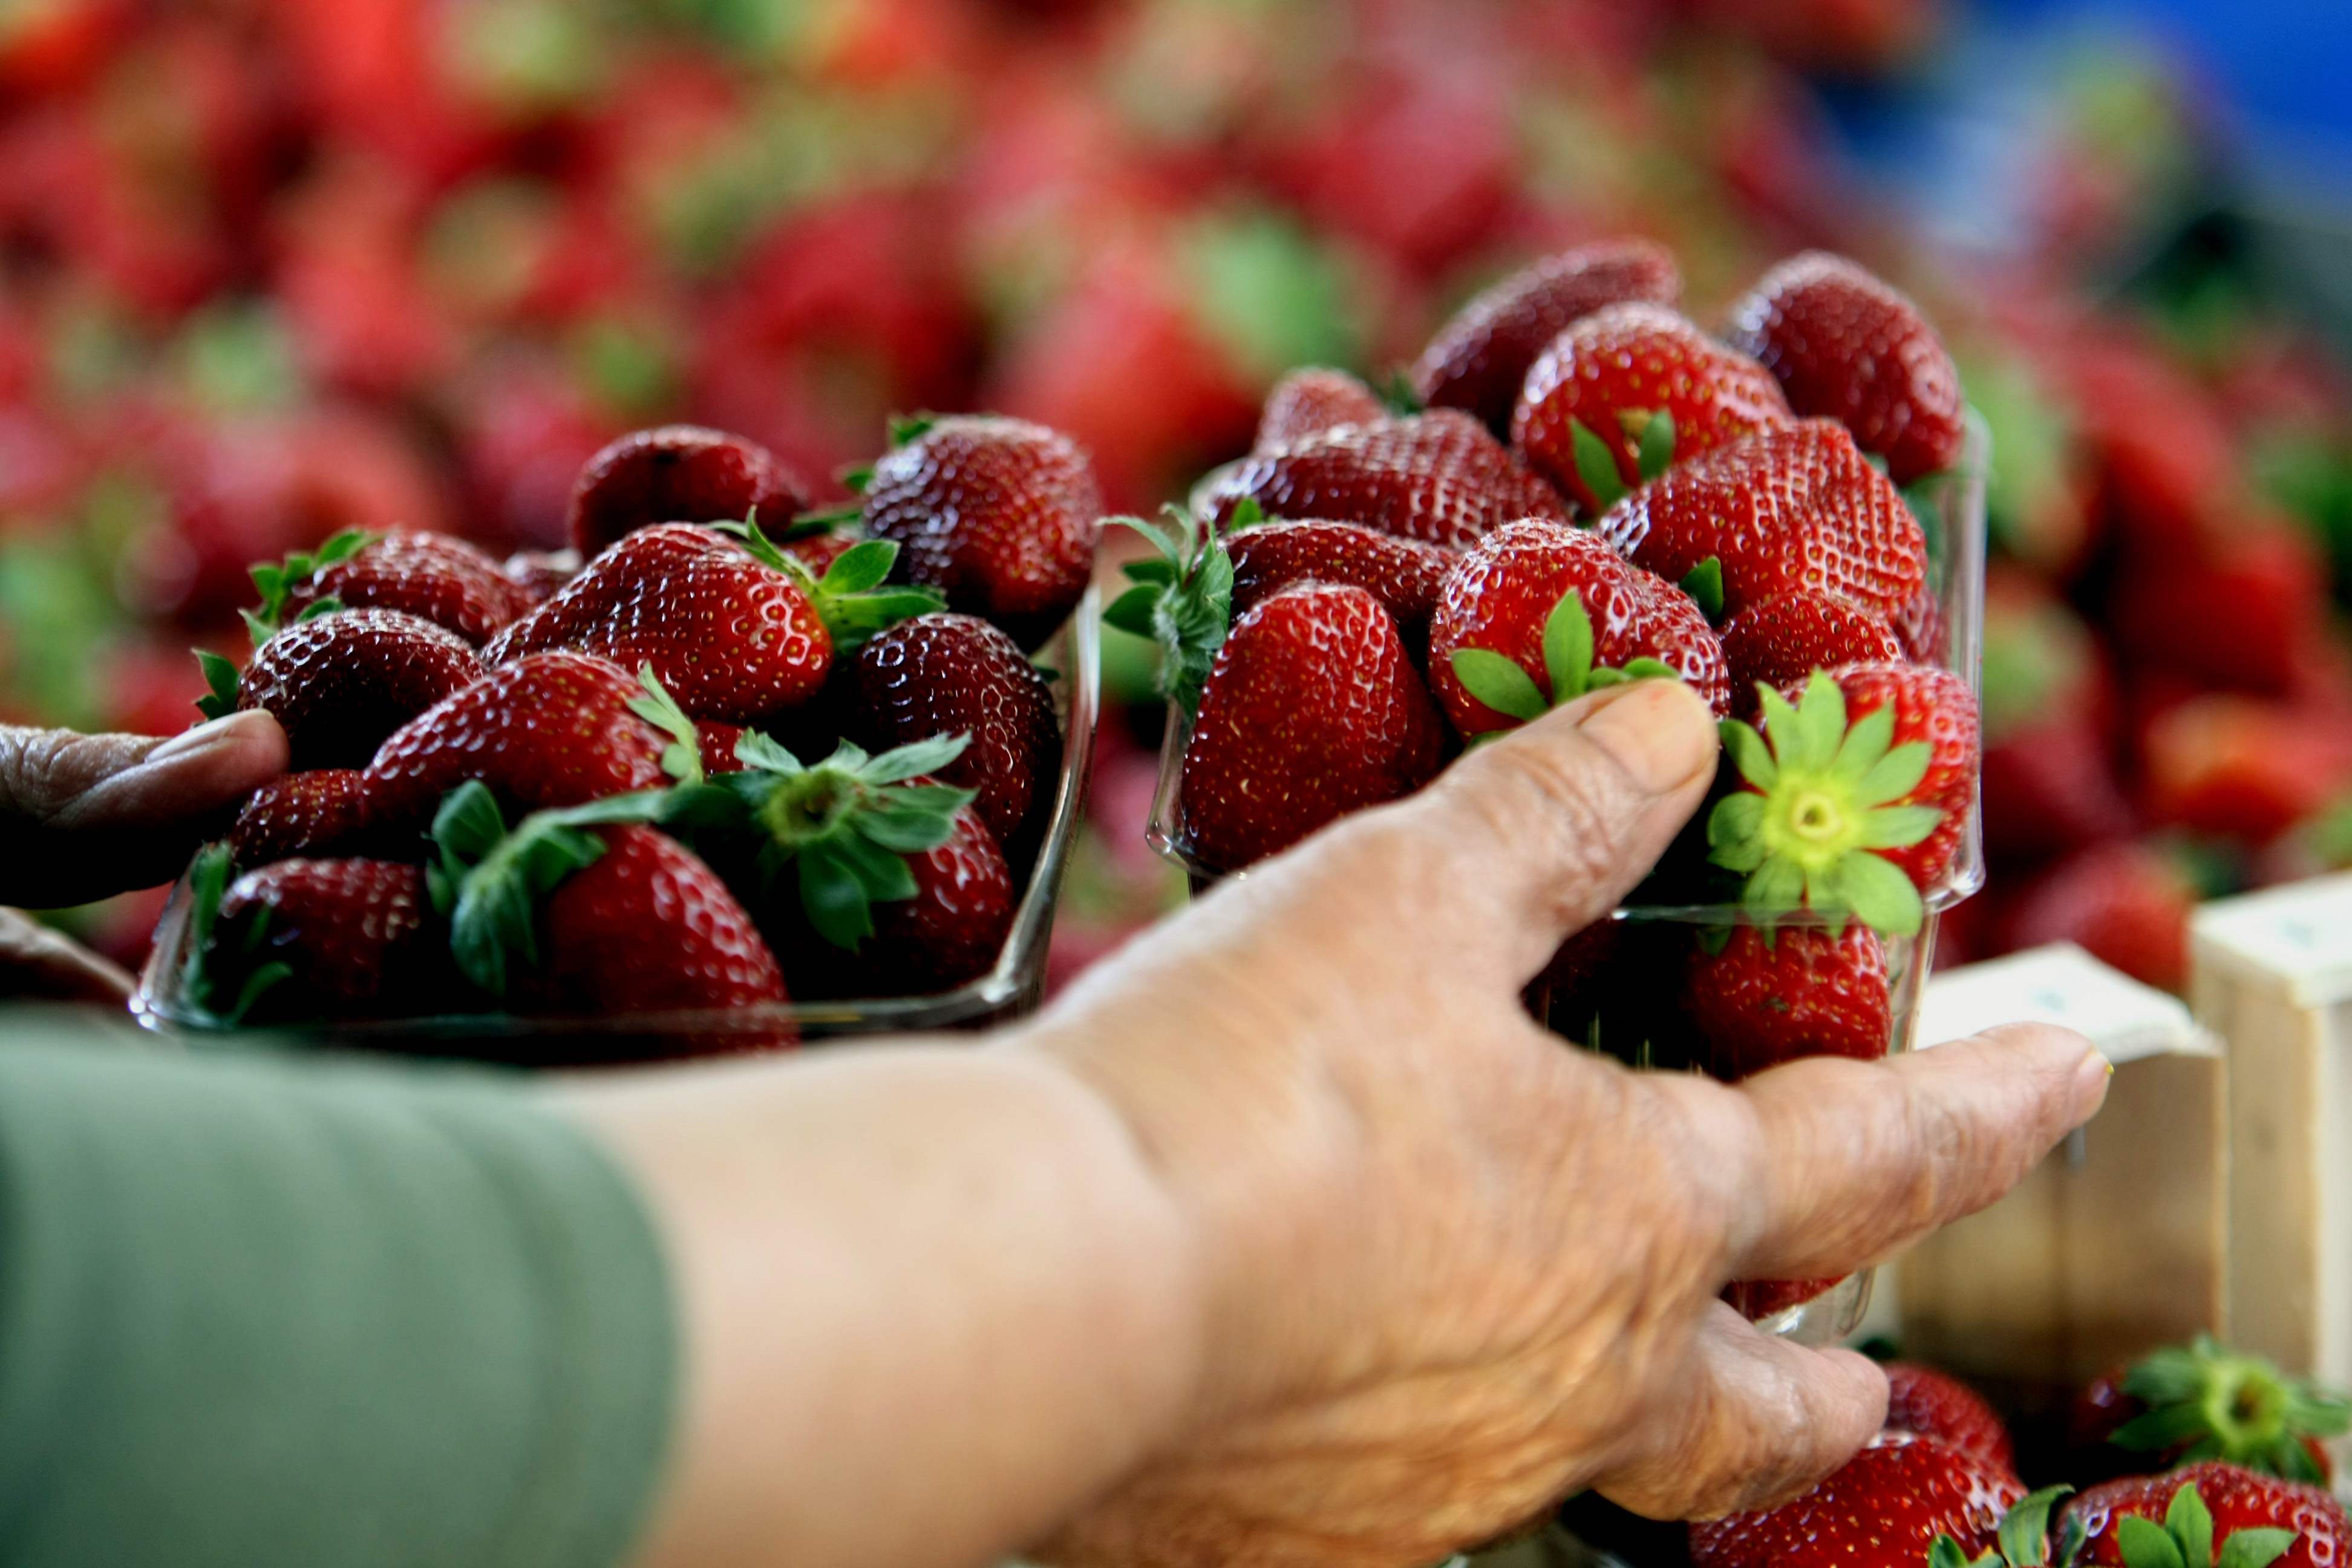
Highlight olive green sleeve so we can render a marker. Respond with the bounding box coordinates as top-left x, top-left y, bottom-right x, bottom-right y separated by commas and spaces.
0, 1024, 678, 1568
